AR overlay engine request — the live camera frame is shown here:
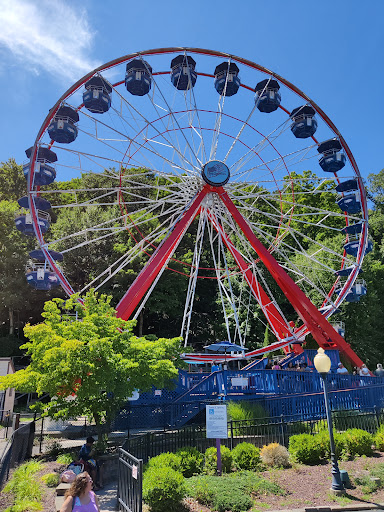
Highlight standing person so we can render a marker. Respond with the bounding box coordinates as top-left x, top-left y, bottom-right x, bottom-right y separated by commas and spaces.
79, 437, 103, 490
375, 364, 384, 377
337, 363, 348, 374
60, 472, 100, 512
359, 364, 370, 376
